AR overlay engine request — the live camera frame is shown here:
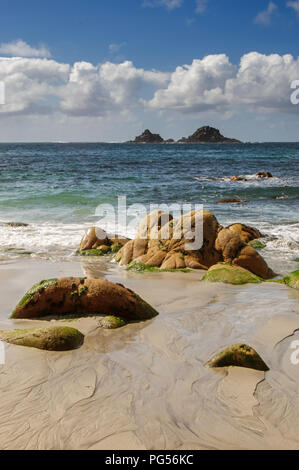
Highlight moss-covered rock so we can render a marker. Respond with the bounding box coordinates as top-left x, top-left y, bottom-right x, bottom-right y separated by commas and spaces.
203, 264, 263, 285
98, 316, 127, 329
248, 240, 266, 250
0, 326, 84, 351
206, 344, 269, 371
11, 277, 159, 321
282, 270, 299, 290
